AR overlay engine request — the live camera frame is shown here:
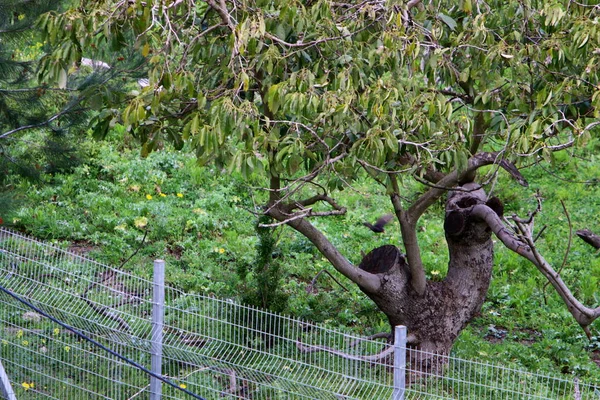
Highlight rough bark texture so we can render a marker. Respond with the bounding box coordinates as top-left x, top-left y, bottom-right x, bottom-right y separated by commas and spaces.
576, 229, 600, 249
358, 183, 494, 355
